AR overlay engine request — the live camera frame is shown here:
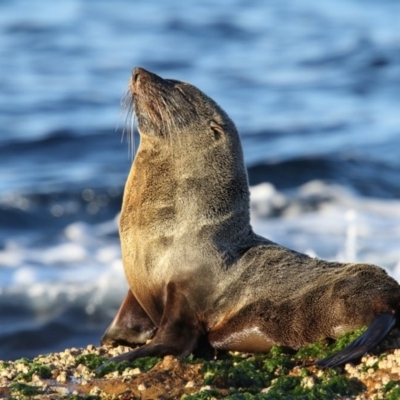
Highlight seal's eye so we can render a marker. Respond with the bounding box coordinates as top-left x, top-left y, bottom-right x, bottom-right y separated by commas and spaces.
210, 120, 224, 141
